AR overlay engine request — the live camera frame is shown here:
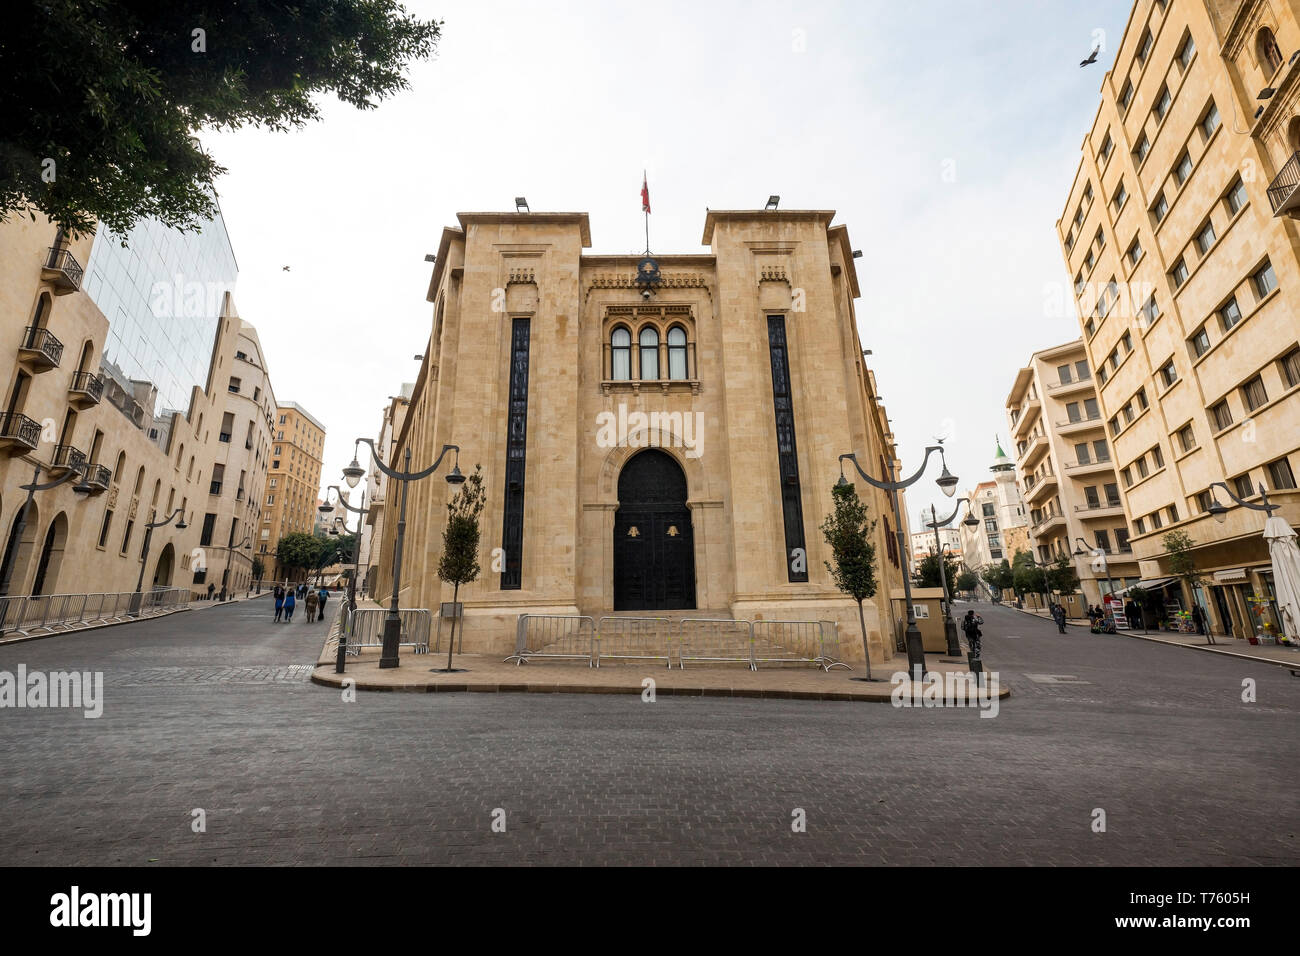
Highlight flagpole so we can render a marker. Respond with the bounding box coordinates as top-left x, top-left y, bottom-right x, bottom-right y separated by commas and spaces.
642, 169, 650, 255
